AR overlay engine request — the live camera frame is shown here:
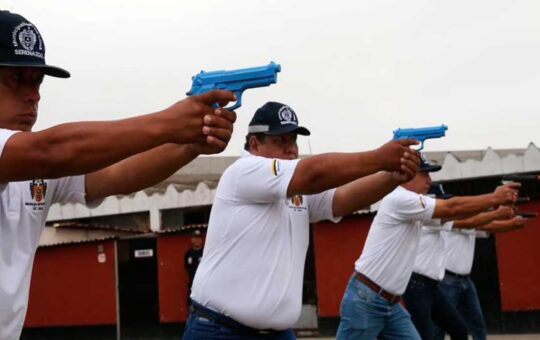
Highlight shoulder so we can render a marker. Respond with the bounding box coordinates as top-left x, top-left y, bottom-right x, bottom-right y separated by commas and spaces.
383, 187, 432, 211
